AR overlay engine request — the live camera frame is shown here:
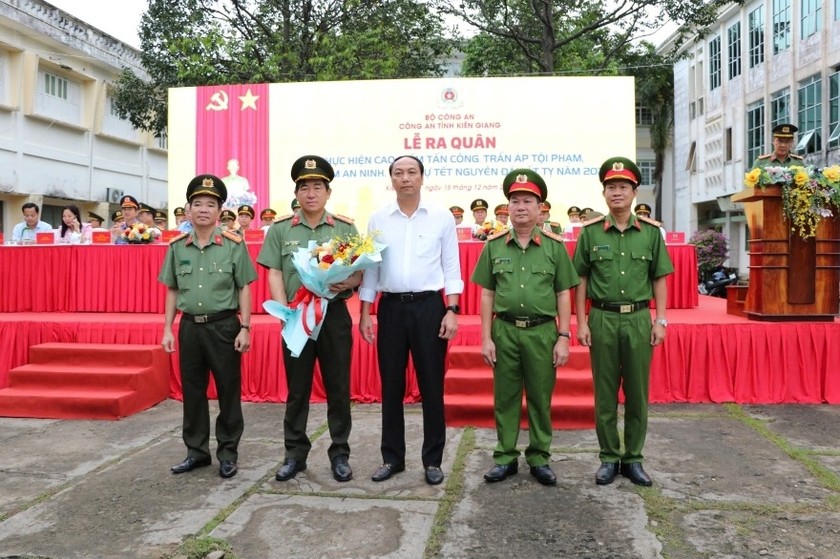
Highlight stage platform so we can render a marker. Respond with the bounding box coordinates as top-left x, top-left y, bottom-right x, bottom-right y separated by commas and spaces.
1, 296, 838, 406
